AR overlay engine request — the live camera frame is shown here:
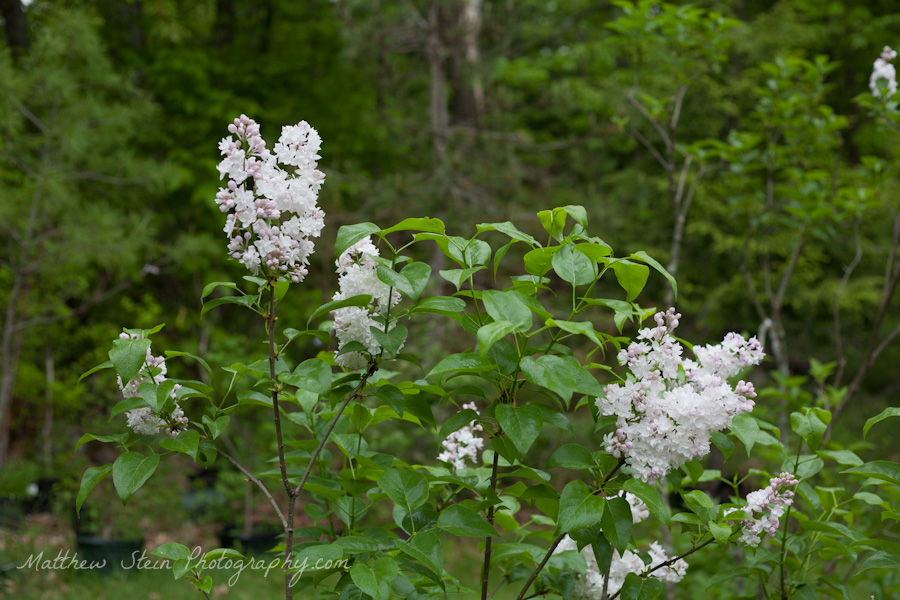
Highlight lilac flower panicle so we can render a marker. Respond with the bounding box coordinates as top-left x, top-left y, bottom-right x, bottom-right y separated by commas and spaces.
116, 333, 188, 438
726, 472, 798, 547
331, 236, 403, 369
598, 308, 764, 483
870, 46, 898, 98
437, 402, 484, 470
215, 115, 326, 283
553, 534, 687, 598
